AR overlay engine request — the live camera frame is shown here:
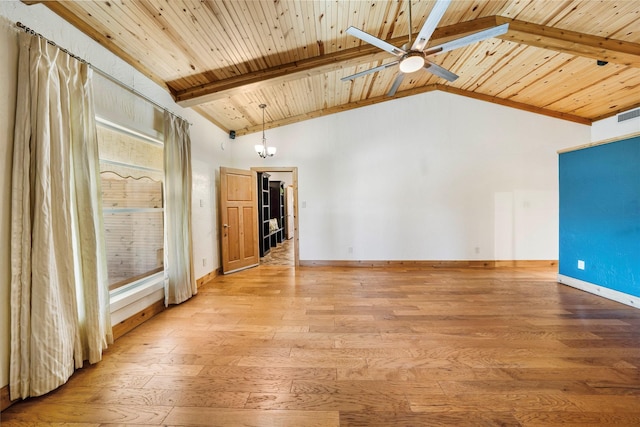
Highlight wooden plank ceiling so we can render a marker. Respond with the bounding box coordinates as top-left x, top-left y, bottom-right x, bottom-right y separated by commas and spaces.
28, 0, 640, 135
